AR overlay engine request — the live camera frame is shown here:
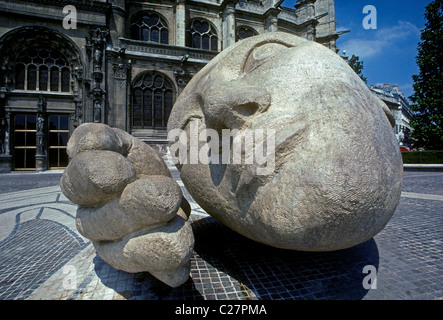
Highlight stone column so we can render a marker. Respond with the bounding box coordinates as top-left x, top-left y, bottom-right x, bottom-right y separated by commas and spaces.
264, 8, 280, 32
87, 27, 109, 124
73, 97, 83, 127
222, 0, 237, 49
0, 61, 12, 173
109, 0, 127, 46
176, 0, 186, 47
35, 95, 47, 172
306, 24, 316, 41
111, 50, 131, 130
0, 110, 11, 173
71, 64, 84, 128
